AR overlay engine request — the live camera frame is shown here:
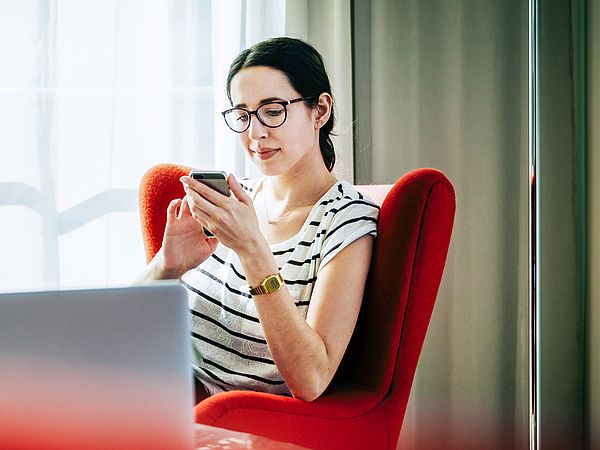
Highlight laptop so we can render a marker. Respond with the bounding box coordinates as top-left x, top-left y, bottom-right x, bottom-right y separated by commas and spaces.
0, 282, 195, 450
